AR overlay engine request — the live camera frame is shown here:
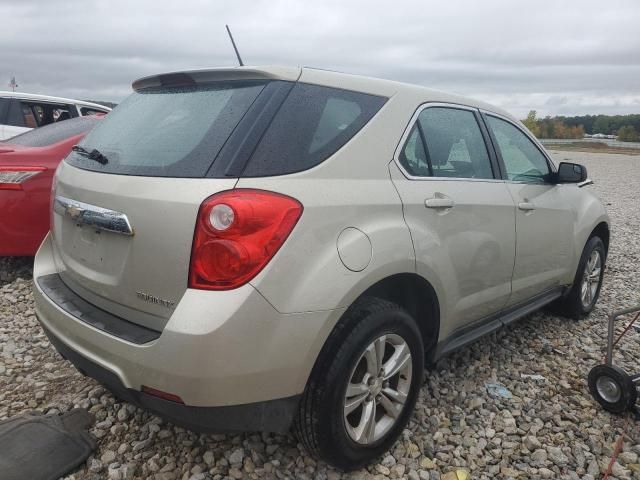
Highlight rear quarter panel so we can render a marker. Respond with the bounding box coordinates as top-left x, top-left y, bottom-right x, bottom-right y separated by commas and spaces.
238, 91, 422, 314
